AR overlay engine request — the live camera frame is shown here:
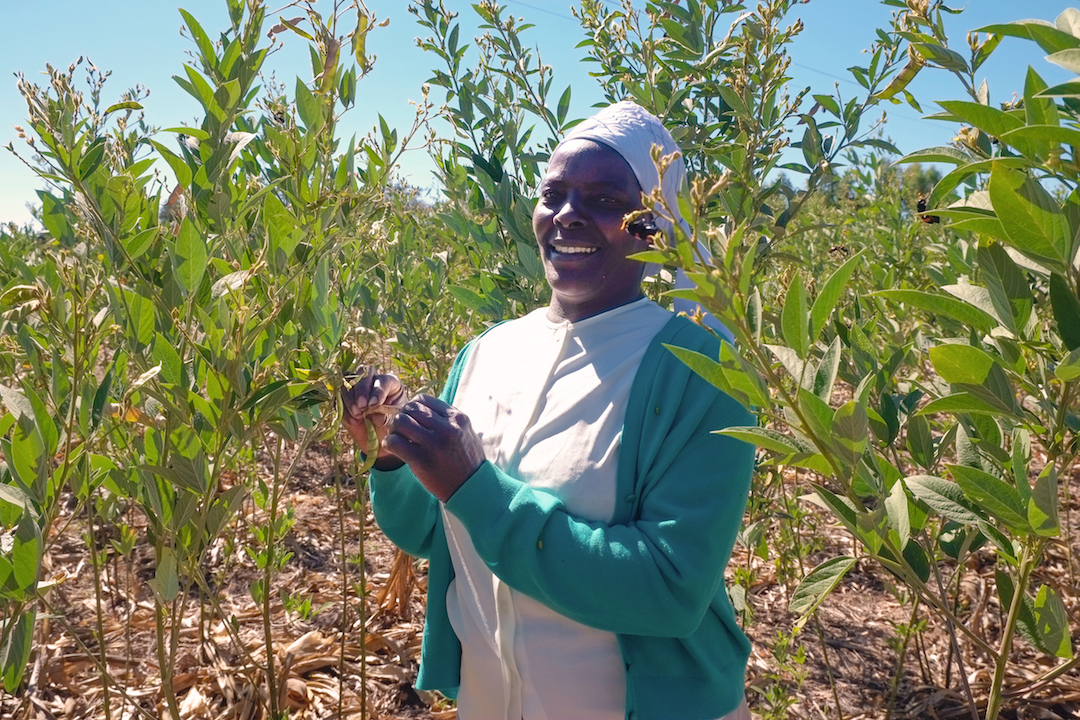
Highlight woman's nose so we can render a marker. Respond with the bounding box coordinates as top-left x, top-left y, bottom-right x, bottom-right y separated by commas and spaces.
553, 195, 586, 228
